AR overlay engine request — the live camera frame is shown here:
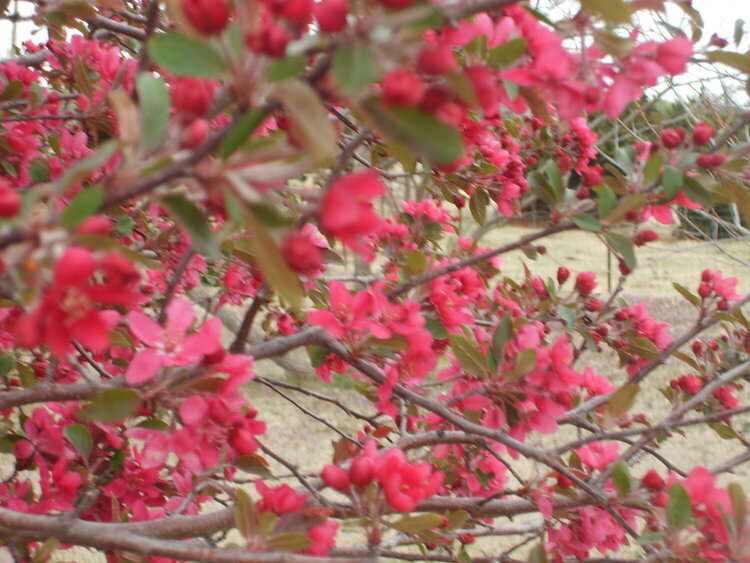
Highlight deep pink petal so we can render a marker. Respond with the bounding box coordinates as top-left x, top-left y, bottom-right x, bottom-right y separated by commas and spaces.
127, 312, 163, 347
165, 298, 195, 341
180, 395, 209, 426
126, 348, 163, 385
